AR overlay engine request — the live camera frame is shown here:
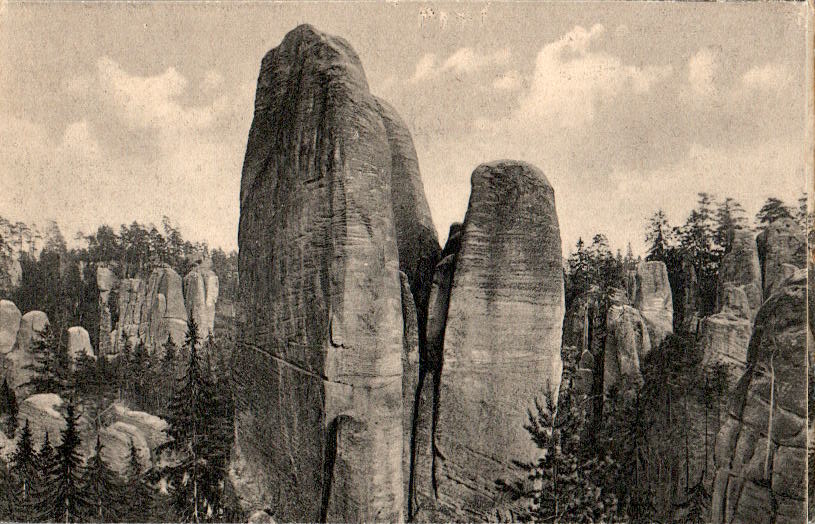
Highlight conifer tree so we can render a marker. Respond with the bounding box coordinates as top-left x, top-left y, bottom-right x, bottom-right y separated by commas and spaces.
37, 431, 55, 474
0, 377, 18, 437
124, 438, 153, 523
82, 435, 123, 523
755, 197, 793, 230
39, 401, 90, 523
24, 323, 70, 395
10, 419, 39, 519
0, 448, 15, 521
